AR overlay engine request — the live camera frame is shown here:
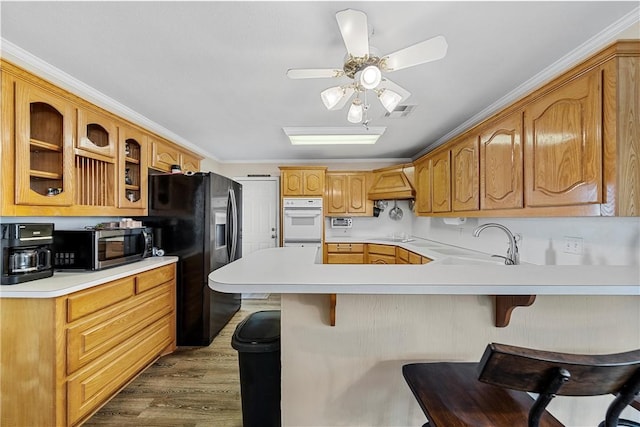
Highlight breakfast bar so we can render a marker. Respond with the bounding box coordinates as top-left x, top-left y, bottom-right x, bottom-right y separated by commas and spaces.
209, 244, 640, 427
